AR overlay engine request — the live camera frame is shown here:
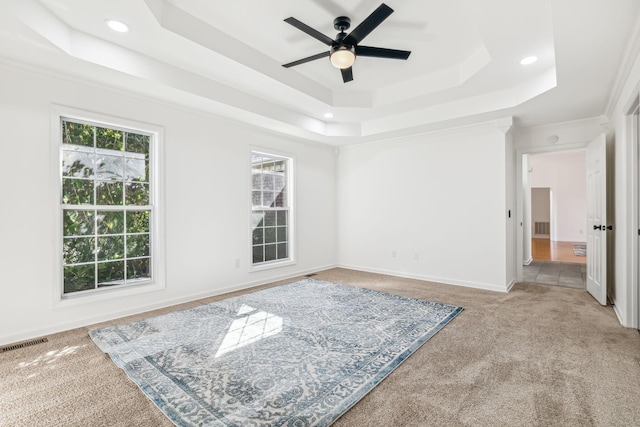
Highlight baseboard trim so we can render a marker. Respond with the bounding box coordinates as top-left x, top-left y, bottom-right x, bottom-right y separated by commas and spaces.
0, 264, 337, 346
336, 264, 510, 293
523, 256, 533, 266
